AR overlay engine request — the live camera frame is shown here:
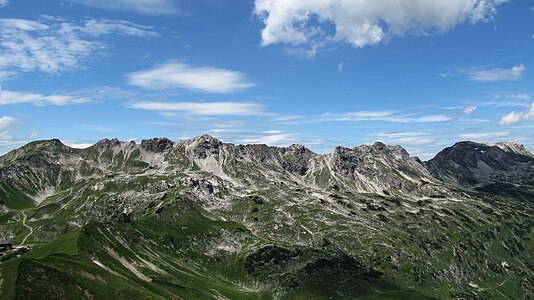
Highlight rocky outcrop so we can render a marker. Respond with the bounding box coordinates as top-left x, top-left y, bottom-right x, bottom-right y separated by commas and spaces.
183, 135, 223, 159
281, 144, 314, 175
140, 138, 174, 153
94, 138, 121, 150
